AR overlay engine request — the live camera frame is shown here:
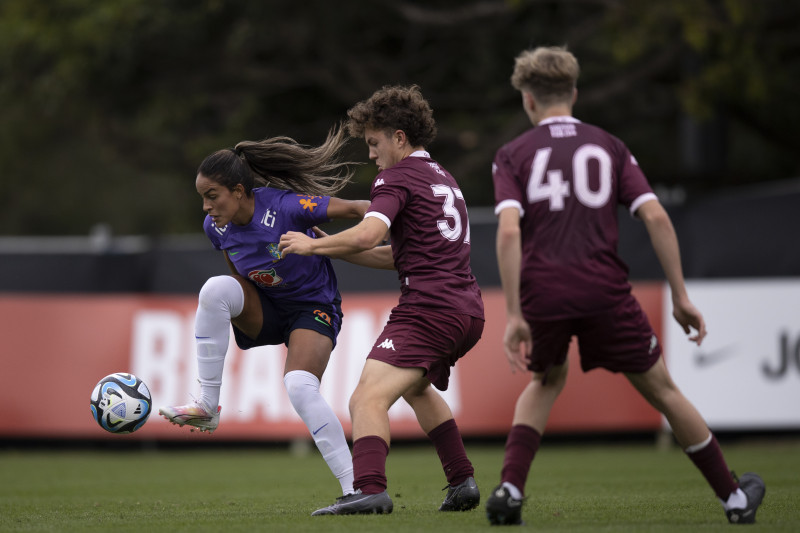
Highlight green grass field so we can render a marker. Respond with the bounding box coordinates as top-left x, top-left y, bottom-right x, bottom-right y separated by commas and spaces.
1, 437, 798, 532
